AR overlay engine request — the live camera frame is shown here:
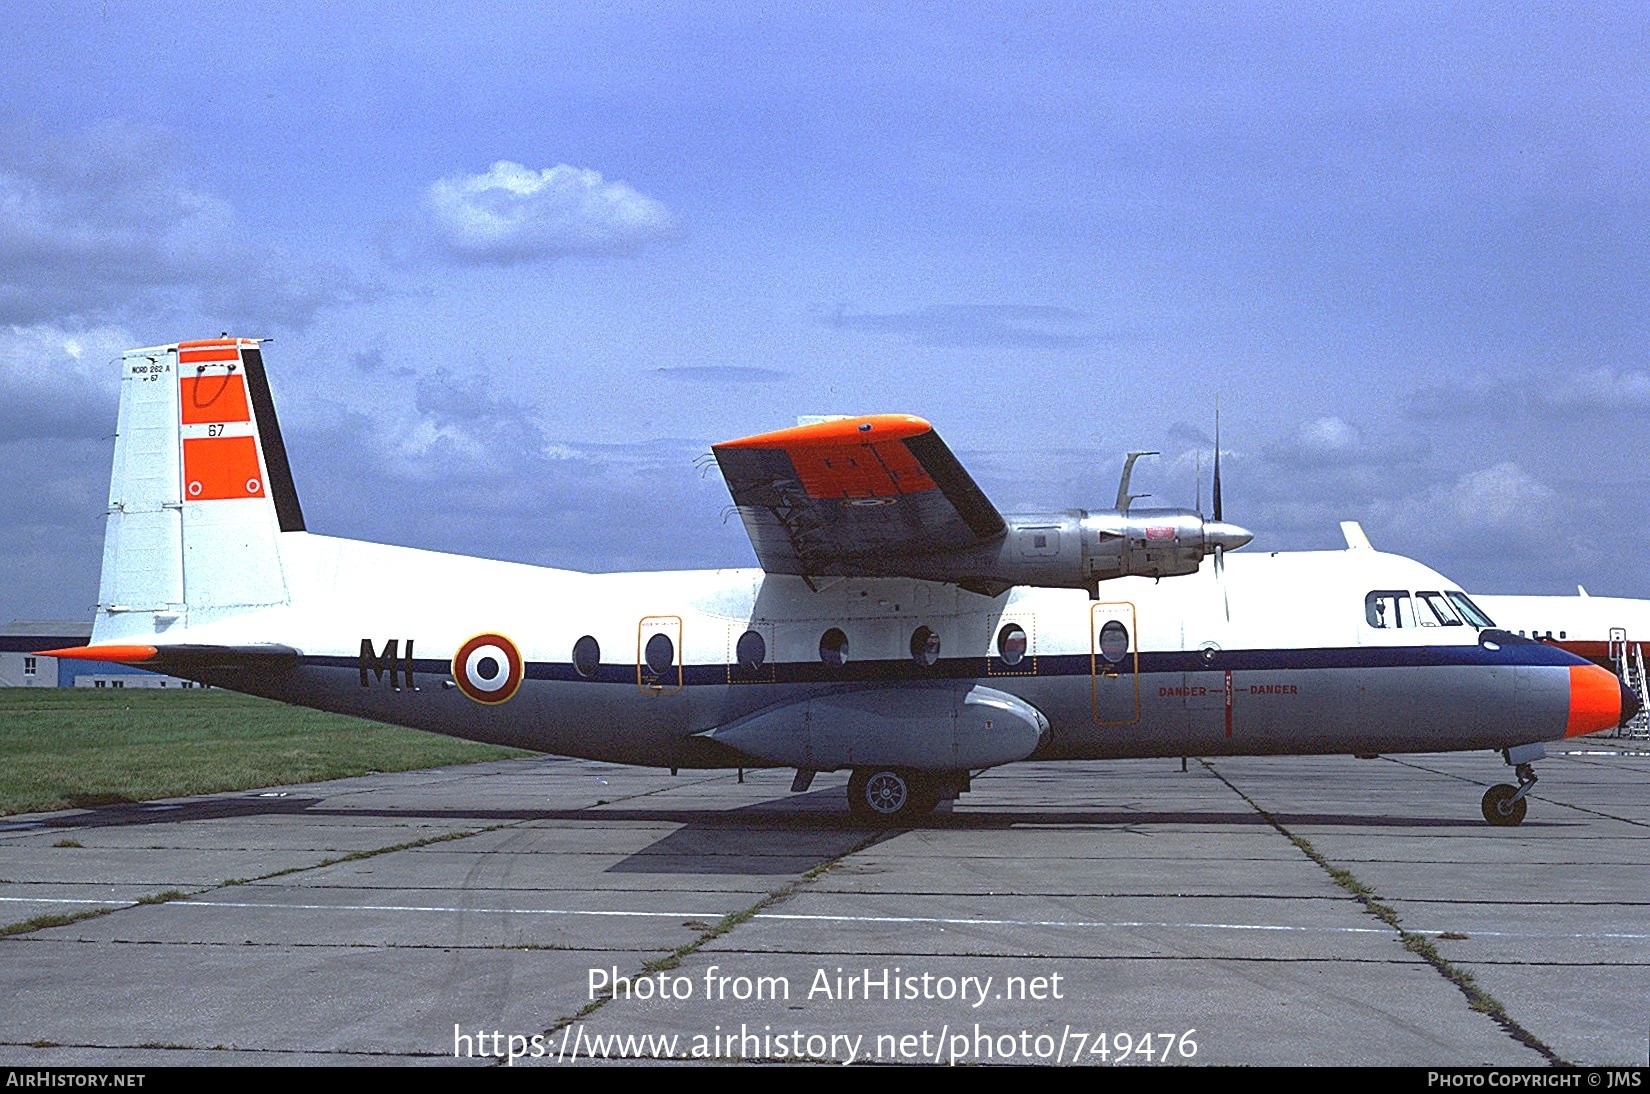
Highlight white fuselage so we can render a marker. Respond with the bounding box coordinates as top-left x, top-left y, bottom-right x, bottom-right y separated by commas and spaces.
96, 532, 1601, 770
